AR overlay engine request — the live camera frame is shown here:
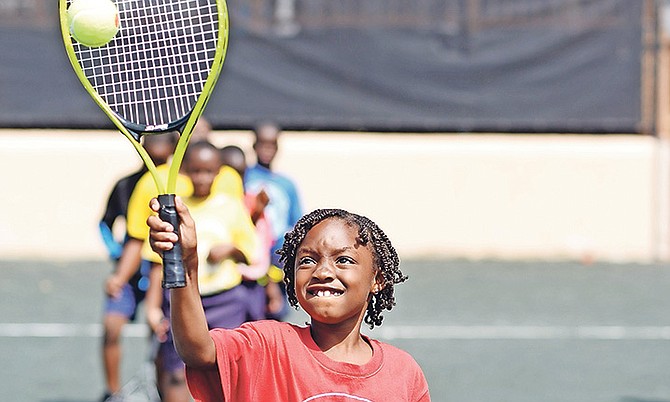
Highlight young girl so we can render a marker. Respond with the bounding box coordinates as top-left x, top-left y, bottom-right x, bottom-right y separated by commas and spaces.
147, 201, 431, 401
